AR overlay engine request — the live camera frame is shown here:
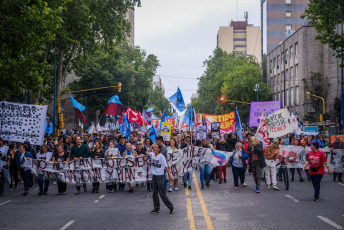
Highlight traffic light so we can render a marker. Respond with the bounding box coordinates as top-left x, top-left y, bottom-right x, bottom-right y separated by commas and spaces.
306, 92, 310, 99
59, 113, 64, 129
117, 82, 122, 92
220, 97, 224, 103
319, 114, 323, 122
